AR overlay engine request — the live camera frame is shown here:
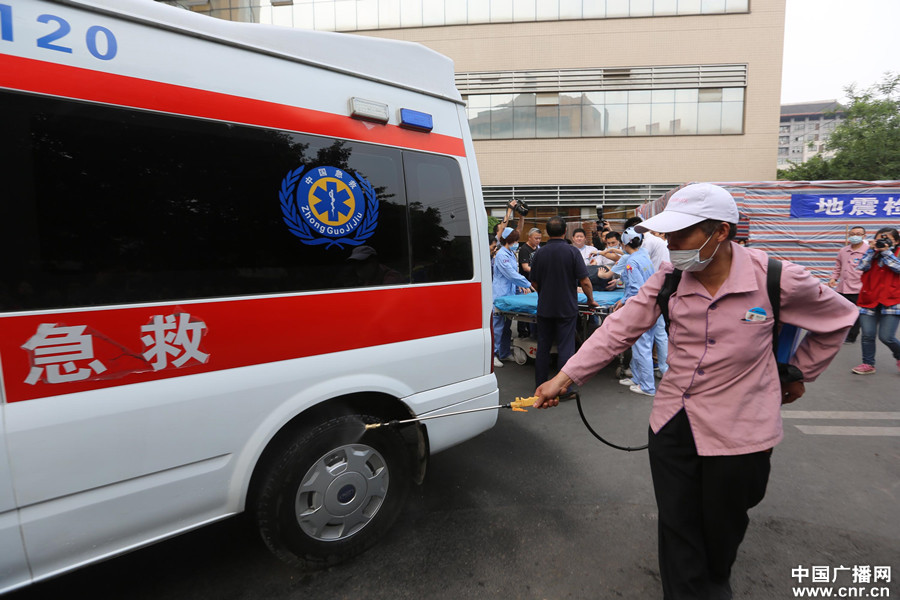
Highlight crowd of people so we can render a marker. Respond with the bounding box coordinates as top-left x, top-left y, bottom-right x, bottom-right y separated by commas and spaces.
490, 201, 677, 397
489, 184, 892, 600
829, 225, 900, 375
491, 202, 900, 381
